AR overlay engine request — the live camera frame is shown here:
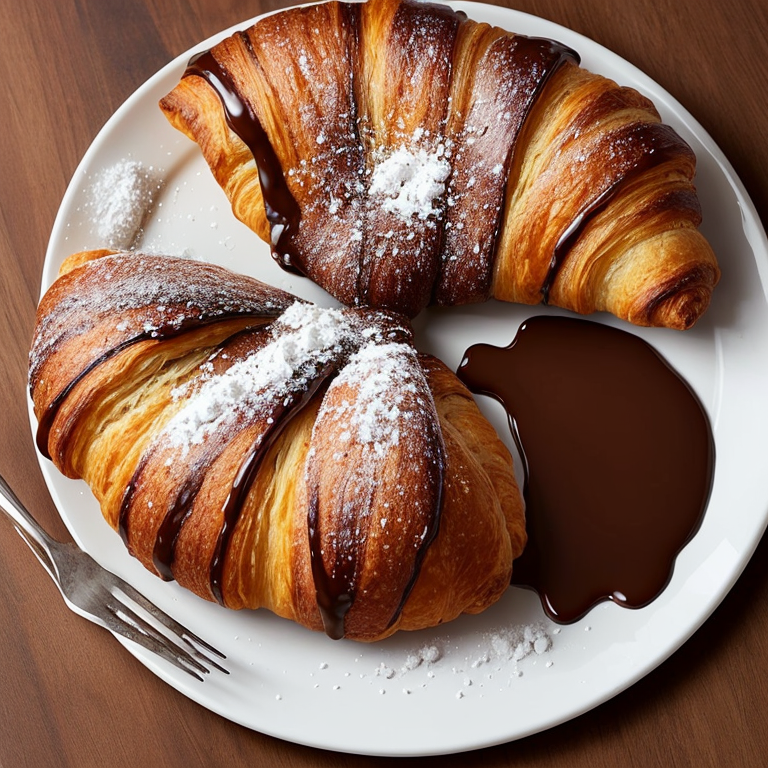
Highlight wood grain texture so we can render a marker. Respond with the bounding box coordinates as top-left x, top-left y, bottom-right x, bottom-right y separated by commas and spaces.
0, 0, 766, 766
